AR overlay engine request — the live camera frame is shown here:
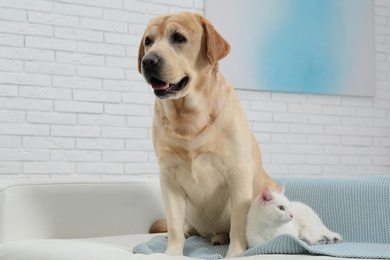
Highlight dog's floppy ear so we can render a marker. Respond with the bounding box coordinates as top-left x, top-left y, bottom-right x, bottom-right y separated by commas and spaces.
137, 36, 145, 74
198, 14, 230, 66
